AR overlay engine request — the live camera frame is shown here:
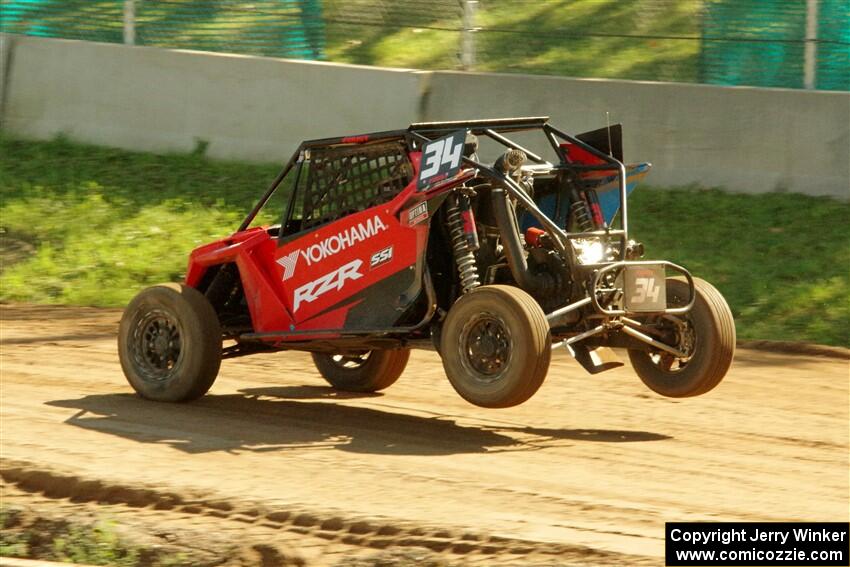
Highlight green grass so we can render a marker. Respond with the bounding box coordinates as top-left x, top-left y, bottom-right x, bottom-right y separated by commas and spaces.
628, 188, 850, 347
0, 136, 282, 306
1, 136, 848, 346
325, 0, 702, 82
